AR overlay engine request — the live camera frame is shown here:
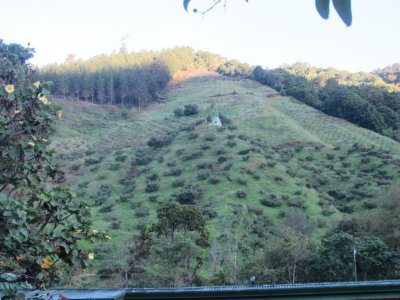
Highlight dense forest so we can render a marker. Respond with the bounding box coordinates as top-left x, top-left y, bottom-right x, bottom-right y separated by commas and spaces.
375, 63, 400, 86
39, 47, 226, 108
251, 63, 400, 141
